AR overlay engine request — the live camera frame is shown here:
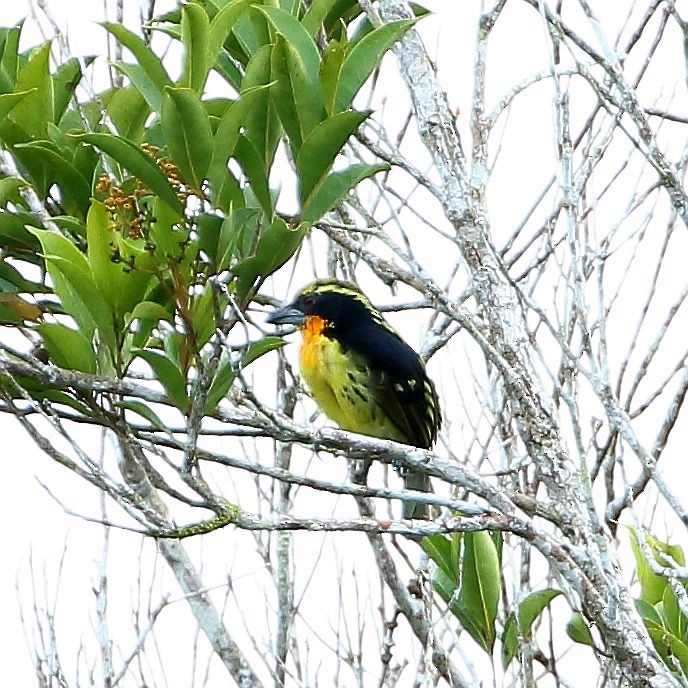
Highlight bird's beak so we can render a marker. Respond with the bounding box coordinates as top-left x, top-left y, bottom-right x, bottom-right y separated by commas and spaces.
265, 304, 305, 327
